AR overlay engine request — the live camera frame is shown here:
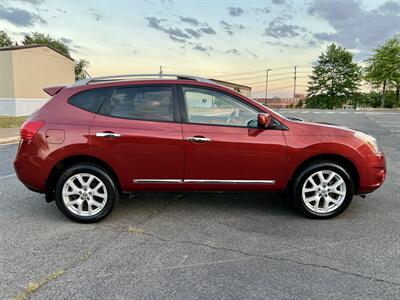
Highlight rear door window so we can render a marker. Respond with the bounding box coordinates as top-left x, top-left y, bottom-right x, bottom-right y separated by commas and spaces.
107, 86, 175, 121
68, 88, 109, 113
